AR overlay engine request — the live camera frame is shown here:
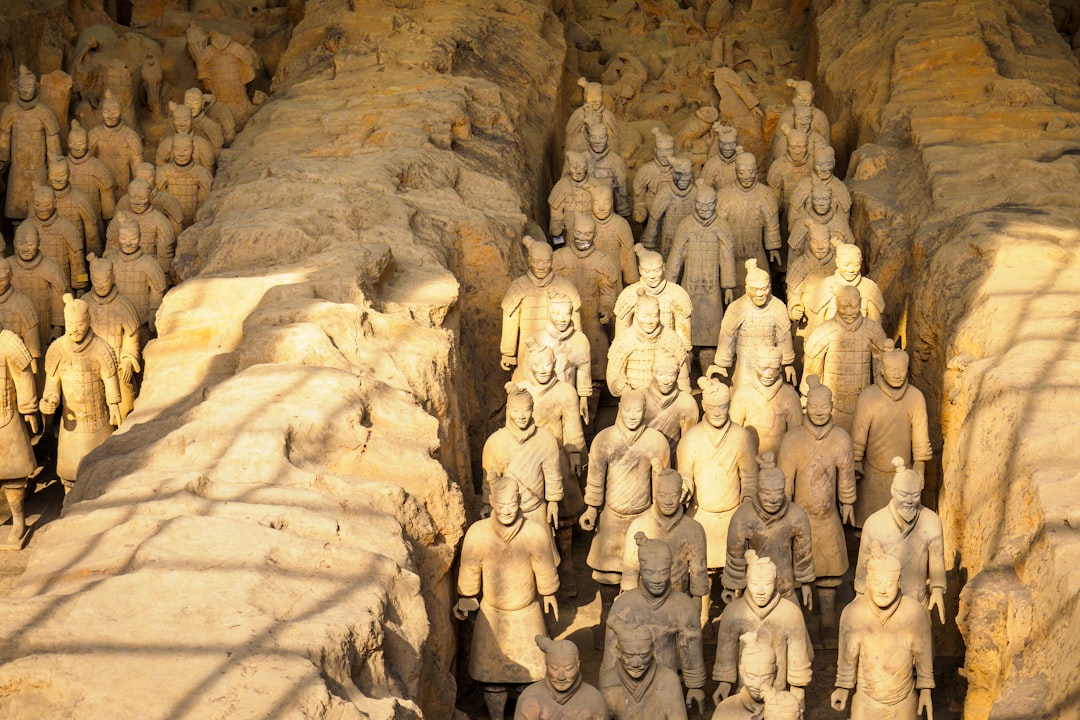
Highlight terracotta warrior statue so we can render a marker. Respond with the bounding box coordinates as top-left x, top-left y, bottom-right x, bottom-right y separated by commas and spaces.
775, 80, 830, 145
30, 183, 86, 292
787, 227, 841, 348
111, 219, 168, 337
0, 329, 39, 544
606, 290, 690, 397
641, 156, 695, 257
701, 124, 739, 191
788, 144, 850, 232
613, 244, 692, 351
584, 120, 630, 219
855, 459, 946, 624
643, 352, 699, 459
816, 242, 885, 328
0, 258, 42, 374
600, 624, 687, 720
184, 87, 227, 157
549, 151, 597, 240
108, 180, 177, 277
117, 162, 184, 237
40, 294, 122, 492
67, 119, 117, 224
156, 102, 216, 171
156, 133, 214, 229
603, 535, 706, 715
566, 77, 620, 155
632, 128, 676, 225
851, 342, 932, 527
501, 236, 582, 375
765, 128, 811, 213
86, 254, 141, 422
553, 212, 618, 381
11, 224, 67, 349
514, 636, 607, 720
730, 346, 802, 457
48, 154, 101, 257
187, 25, 261, 125
524, 293, 592, 412
787, 181, 855, 256
777, 375, 855, 643
0, 66, 62, 220
832, 546, 934, 720
622, 461, 708, 600
677, 378, 757, 632
716, 152, 781, 290
712, 632, 778, 720
713, 551, 812, 706
722, 453, 815, 610
768, 104, 826, 168
88, 90, 143, 195
801, 284, 888, 432
590, 183, 637, 285
455, 478, 560, 720
712, 260, 795, 389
